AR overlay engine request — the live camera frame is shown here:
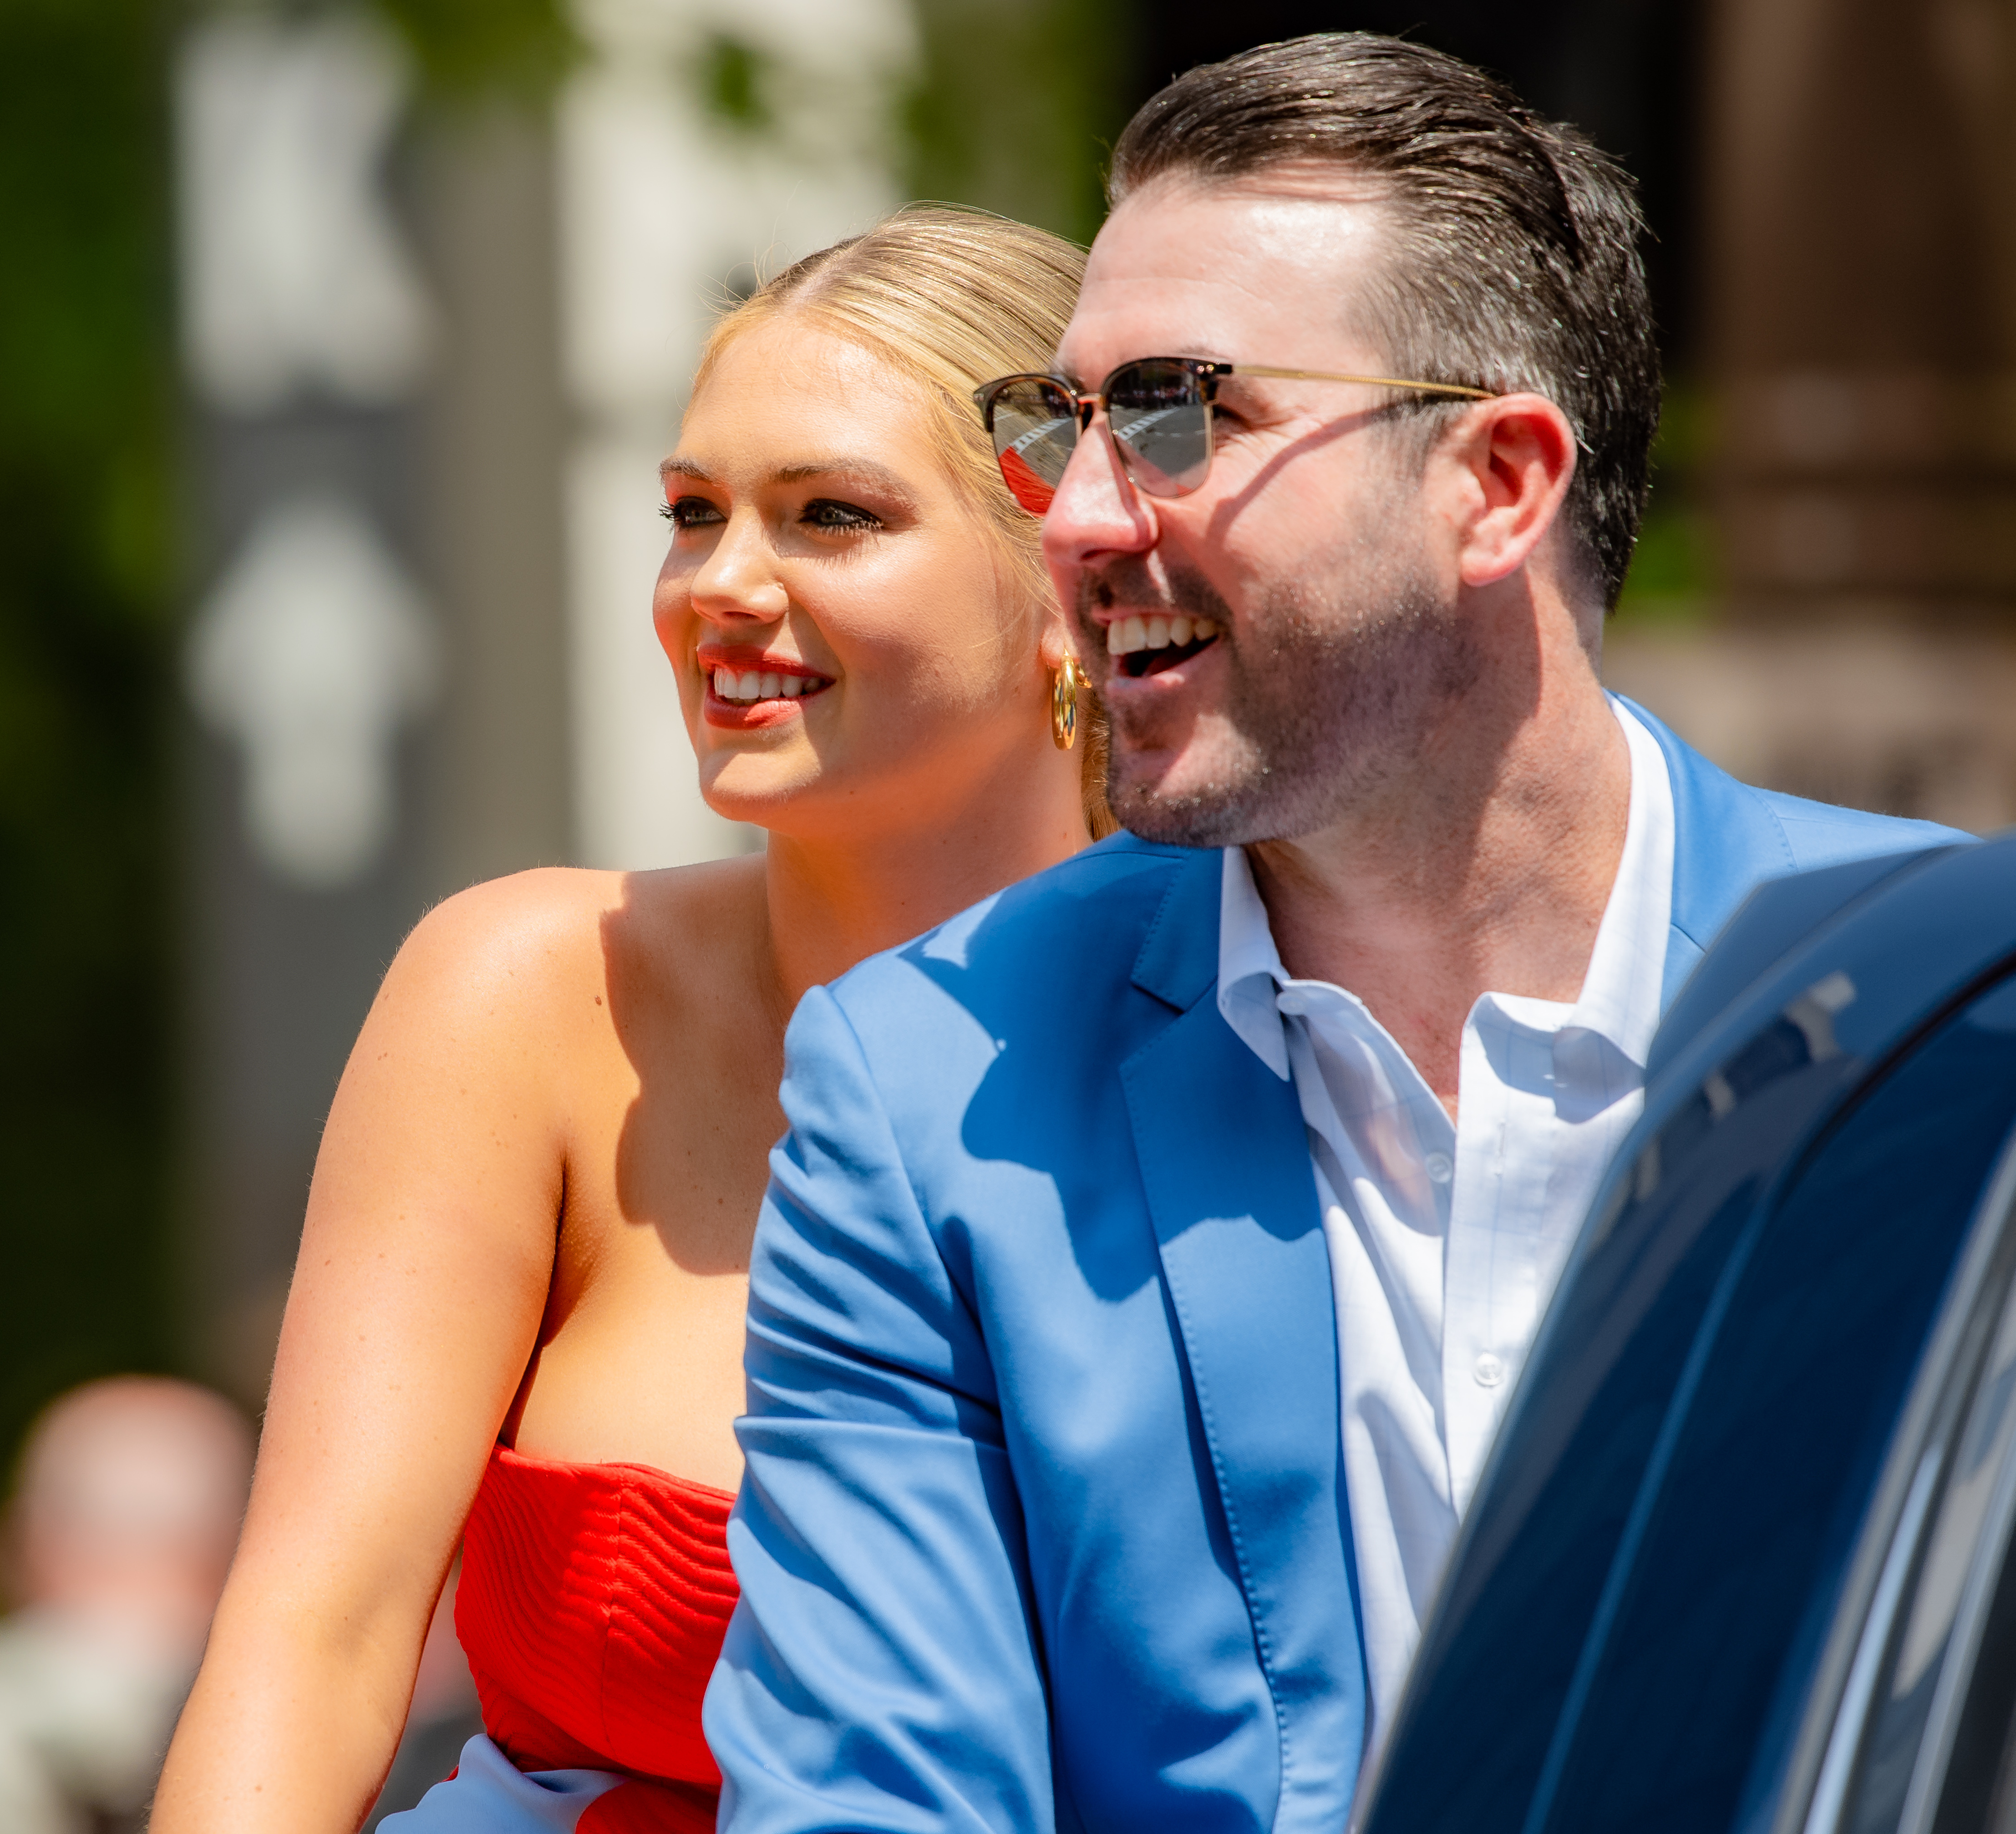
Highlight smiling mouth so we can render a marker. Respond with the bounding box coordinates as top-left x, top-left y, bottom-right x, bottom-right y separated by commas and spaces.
1107, 613, 1223, 679
710, 666, 832, 707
